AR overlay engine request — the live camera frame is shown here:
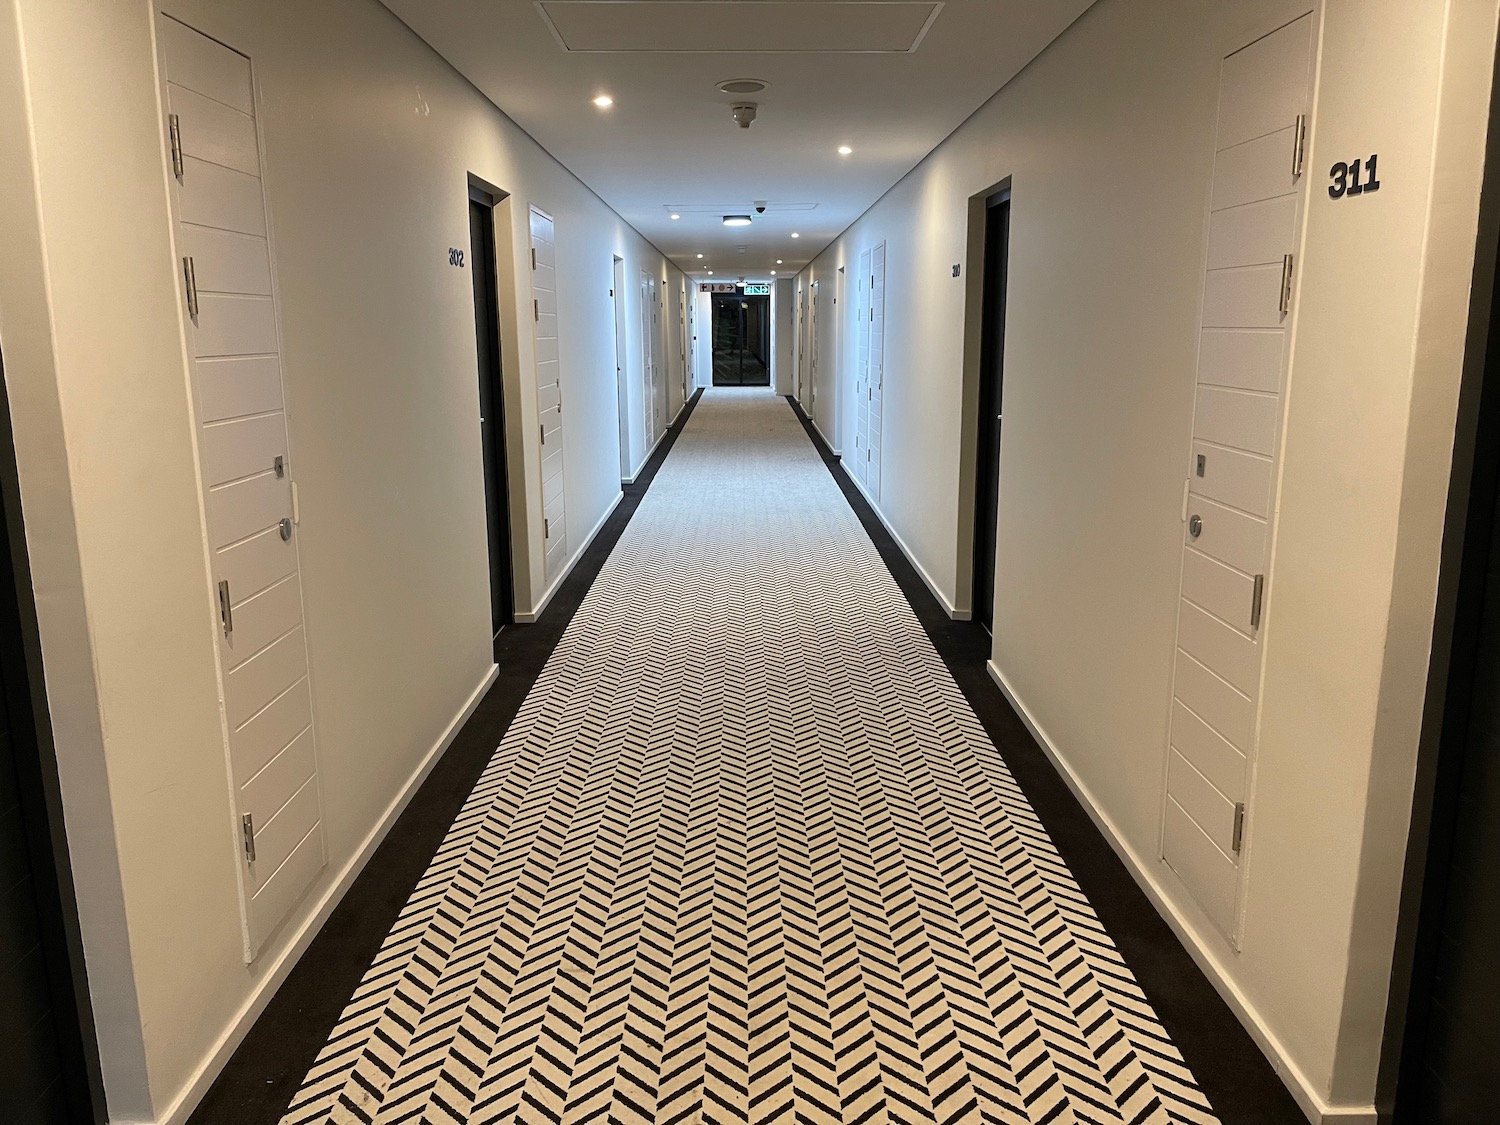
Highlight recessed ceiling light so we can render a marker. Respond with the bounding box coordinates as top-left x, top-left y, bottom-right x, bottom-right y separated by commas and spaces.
723, 215, 753, 227
697, 254, 704, 259
776, 259, 783, 264
771, 270, 778, 275
838, 145, 853, 156
670, 213, 681, 220
593, 94, 614, 108
791, 232, 801, 239
717, 78, 769, 95
707, 270, 714, 275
